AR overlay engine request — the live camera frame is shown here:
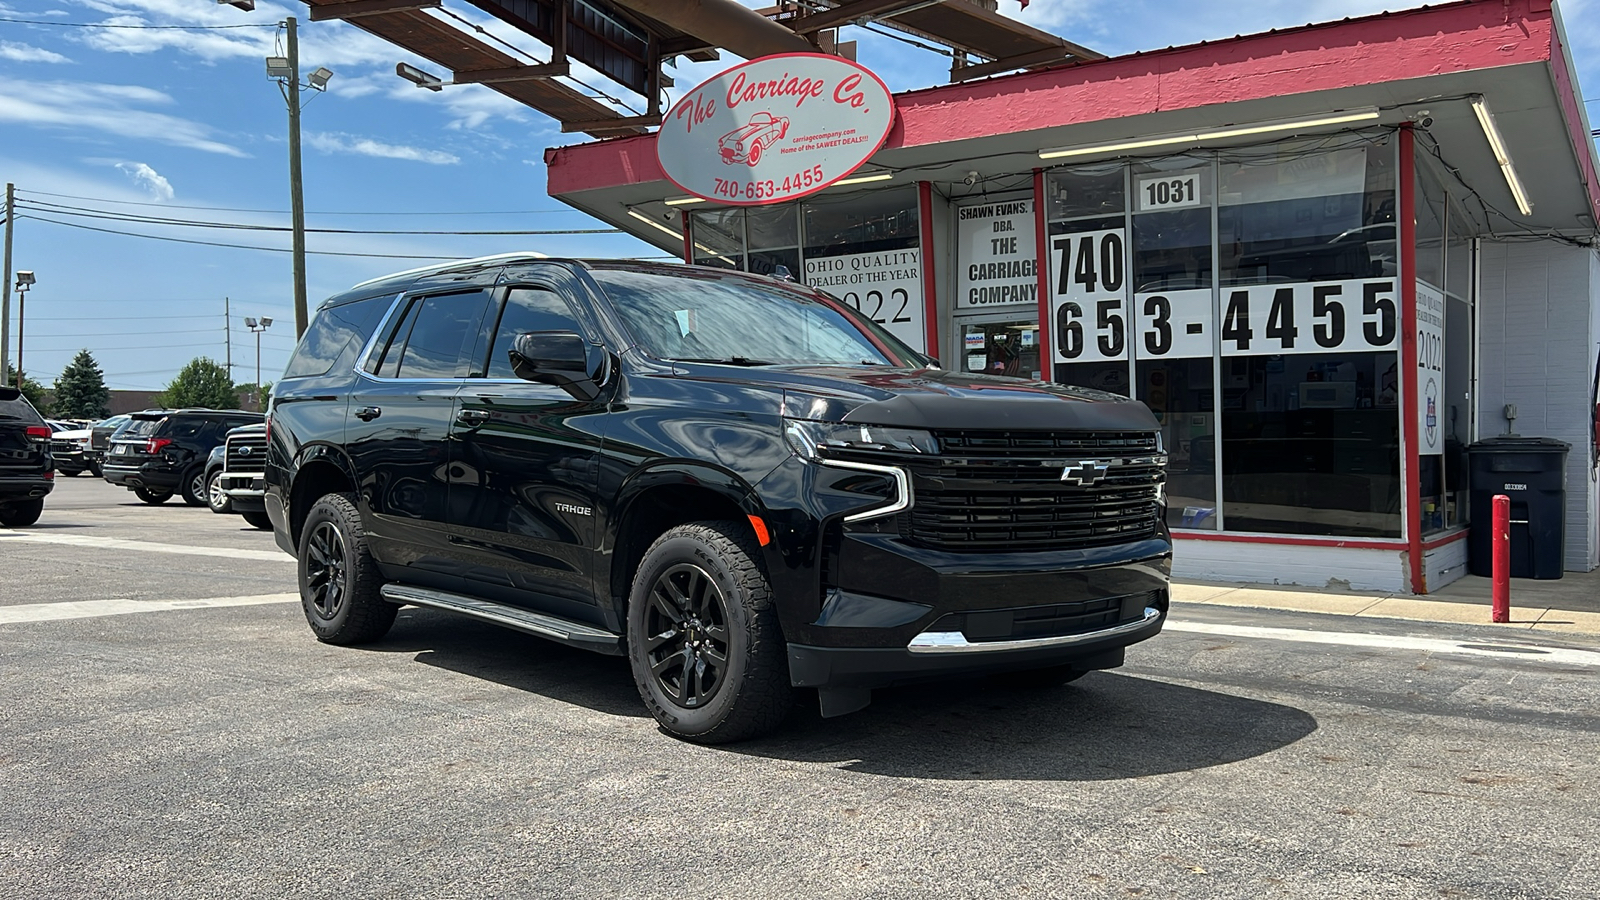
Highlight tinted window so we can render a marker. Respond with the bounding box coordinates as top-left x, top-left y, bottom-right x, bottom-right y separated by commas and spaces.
371, 298, 420, 379
161, 419, 206, 439
283, 294, 394, 379
393, 292, 485, 379
122, 417, 164, 438
0, 391, 44, 425
484, 288, 586, 379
